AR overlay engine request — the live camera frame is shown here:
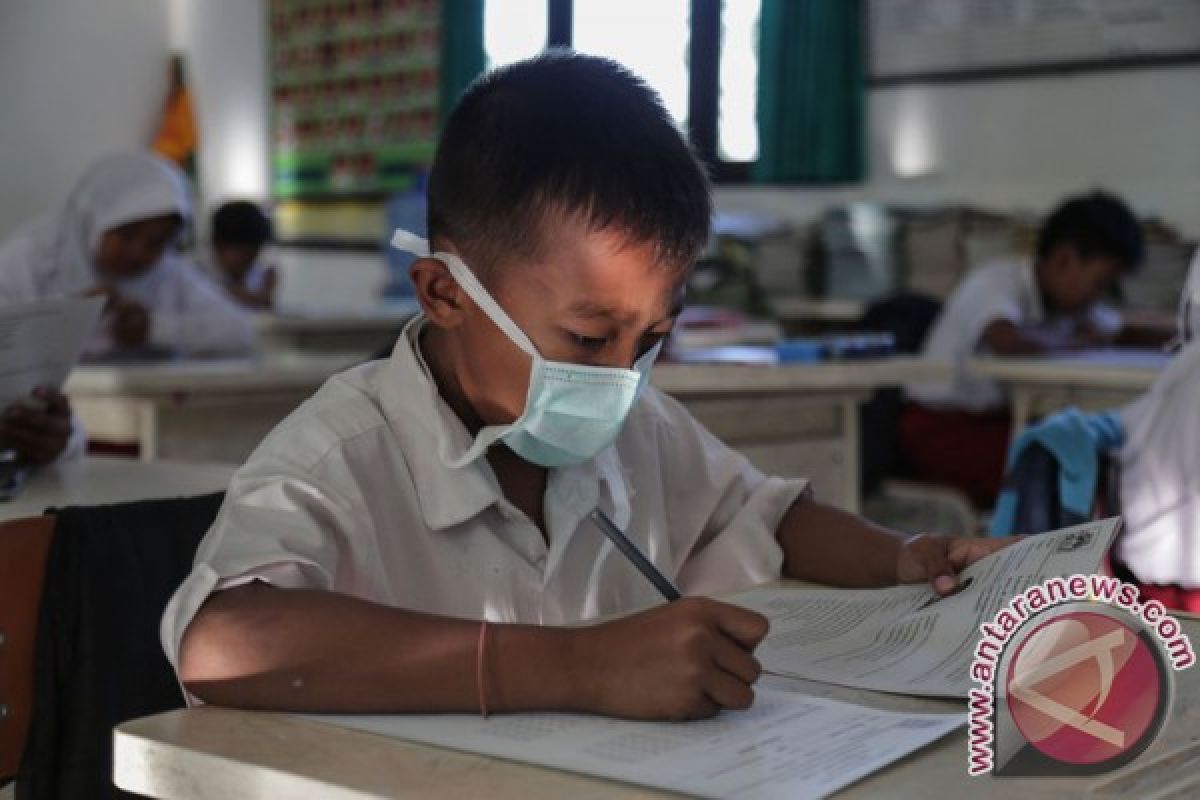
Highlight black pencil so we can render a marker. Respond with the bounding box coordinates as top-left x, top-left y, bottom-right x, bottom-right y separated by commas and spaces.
588, 508, 682, 602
